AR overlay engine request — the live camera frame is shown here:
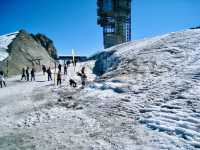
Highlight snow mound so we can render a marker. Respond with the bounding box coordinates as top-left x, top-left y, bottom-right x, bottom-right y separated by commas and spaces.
93, 29, 200, 78
92, 29, 200, 149
0, 31, 19, 61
